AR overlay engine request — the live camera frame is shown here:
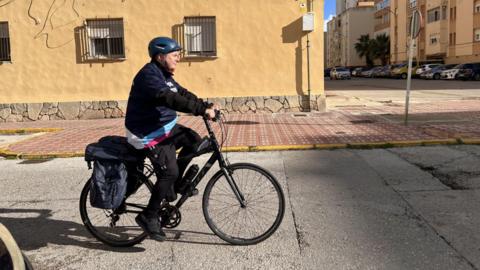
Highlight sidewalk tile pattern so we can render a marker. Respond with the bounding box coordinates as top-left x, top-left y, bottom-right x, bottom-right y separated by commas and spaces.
0, 100, 479, 155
